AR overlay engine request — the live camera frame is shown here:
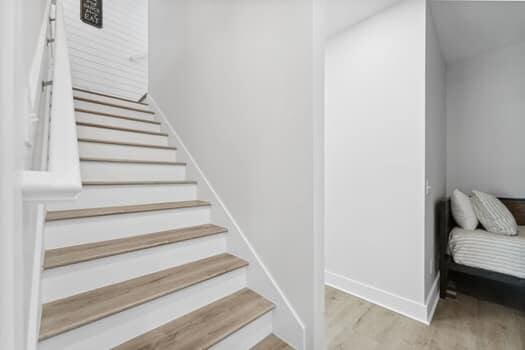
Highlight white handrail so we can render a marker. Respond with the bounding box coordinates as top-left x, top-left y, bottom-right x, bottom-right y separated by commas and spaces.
22, 0, 82, 202
27, 0, 51, 110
